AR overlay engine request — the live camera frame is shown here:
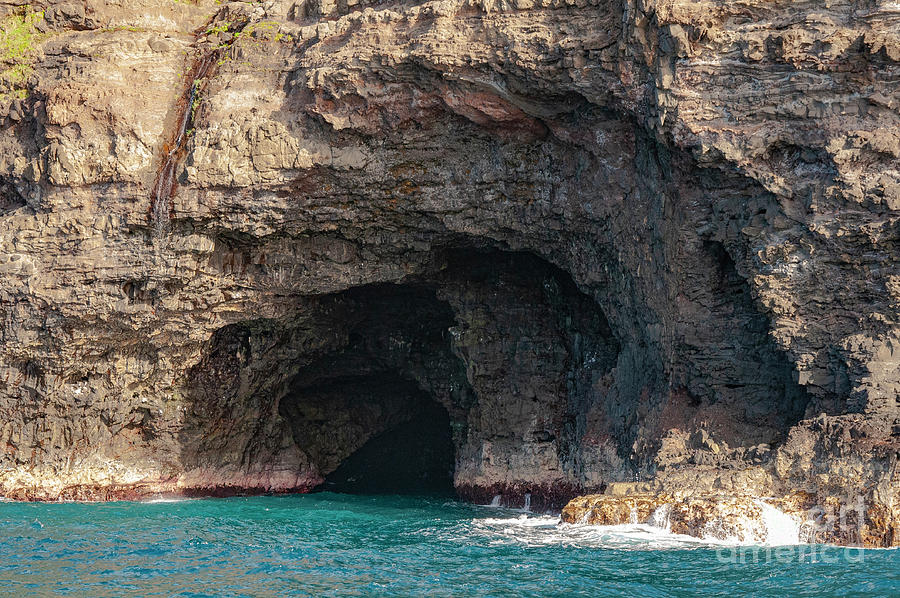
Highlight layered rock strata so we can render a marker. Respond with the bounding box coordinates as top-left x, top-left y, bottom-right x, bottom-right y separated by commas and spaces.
0, 0, 897, 545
